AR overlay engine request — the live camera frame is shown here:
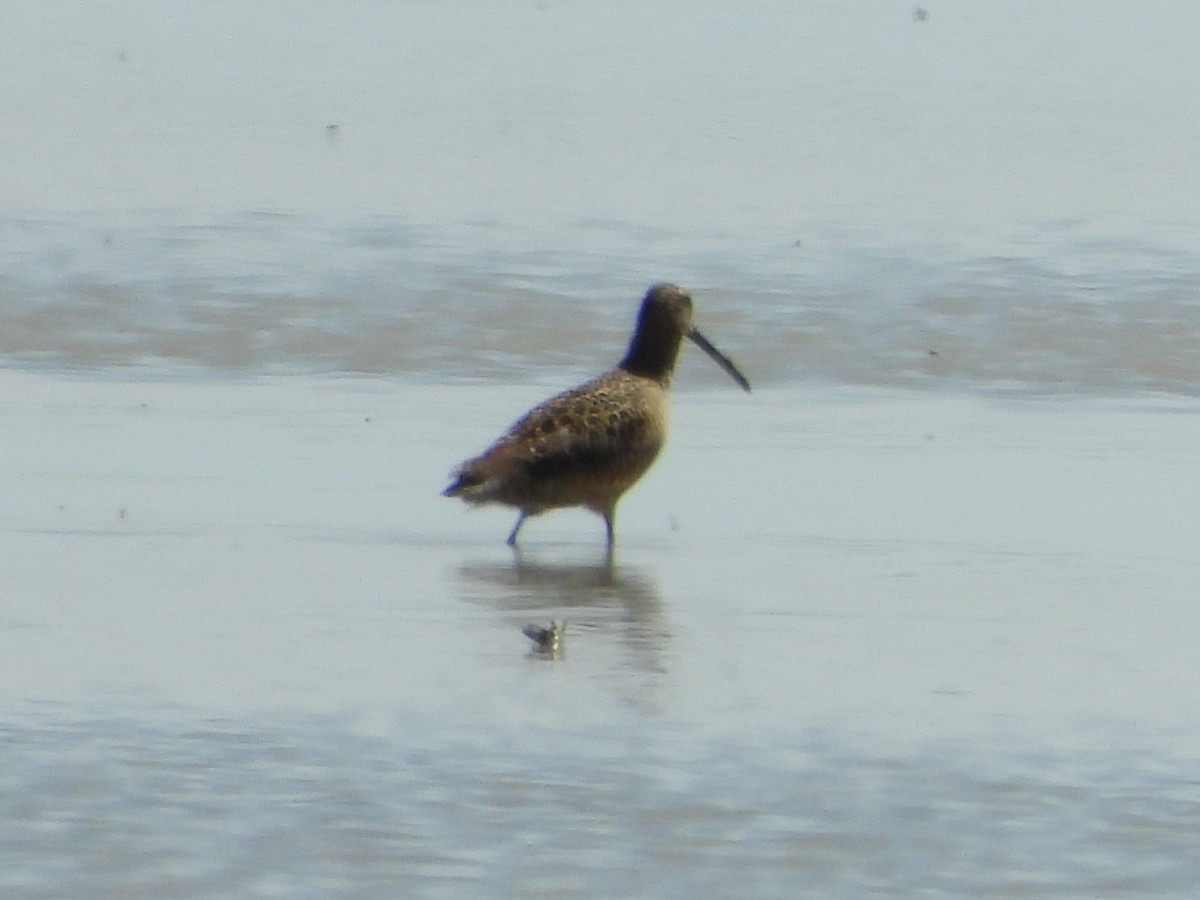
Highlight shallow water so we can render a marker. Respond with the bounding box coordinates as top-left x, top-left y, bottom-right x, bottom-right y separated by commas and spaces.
4, 1, 1200, 896
5, 374, 1200, 896
6, 715, 1199, 898
6, 211, 1200, 397
3, 1, 1200, 394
